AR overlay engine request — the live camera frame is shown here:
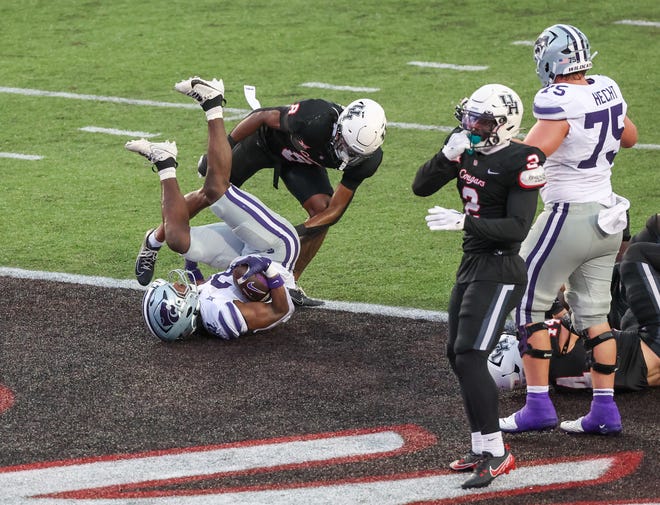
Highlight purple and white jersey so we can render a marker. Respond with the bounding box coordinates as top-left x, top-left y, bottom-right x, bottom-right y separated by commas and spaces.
197, 270, 249, 339
533, 75, 627, 205
196, 262, 295, 340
